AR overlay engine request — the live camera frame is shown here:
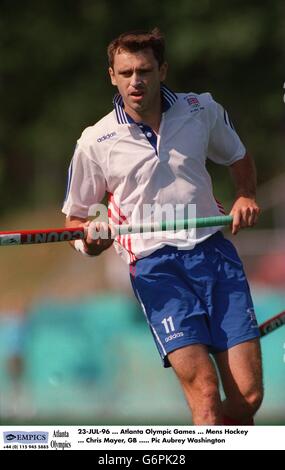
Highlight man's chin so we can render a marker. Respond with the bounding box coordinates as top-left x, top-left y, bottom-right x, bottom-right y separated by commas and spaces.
125, 100, 147, 117
130, 99, 144, 108
128, 103, 145, 113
